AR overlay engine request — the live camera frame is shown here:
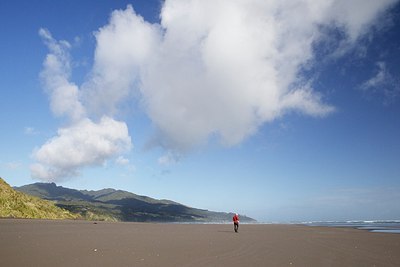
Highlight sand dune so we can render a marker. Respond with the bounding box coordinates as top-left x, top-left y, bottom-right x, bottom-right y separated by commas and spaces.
1, 219, 399, 266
